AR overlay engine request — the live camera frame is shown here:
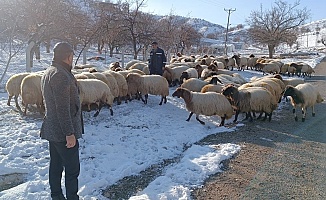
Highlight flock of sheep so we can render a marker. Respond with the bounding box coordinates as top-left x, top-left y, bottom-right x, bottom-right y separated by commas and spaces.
5, 53, 324, 126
